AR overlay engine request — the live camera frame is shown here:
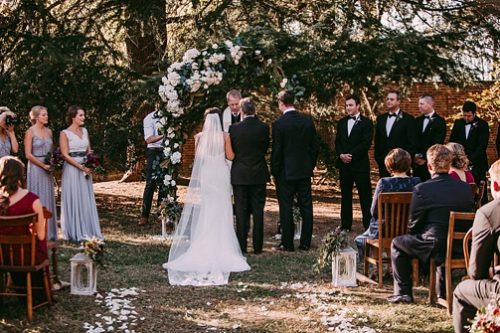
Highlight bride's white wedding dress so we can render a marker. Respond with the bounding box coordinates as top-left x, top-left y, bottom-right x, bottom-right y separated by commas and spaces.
164, 114, 250, 286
